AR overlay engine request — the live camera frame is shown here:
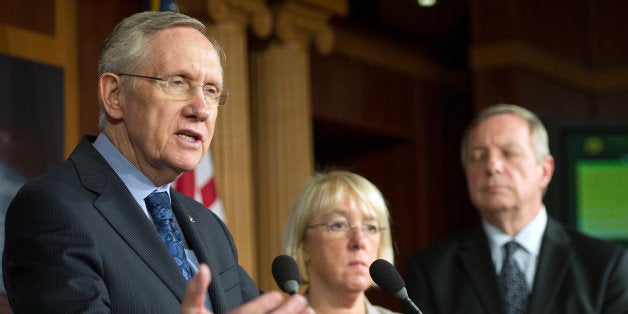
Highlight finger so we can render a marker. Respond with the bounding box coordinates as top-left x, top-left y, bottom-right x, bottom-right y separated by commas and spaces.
199, 264, 211, 290
181, 264, 212, 314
